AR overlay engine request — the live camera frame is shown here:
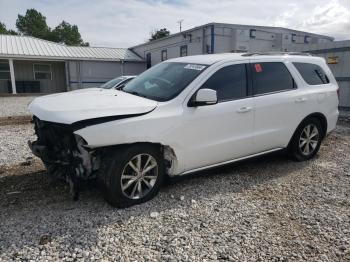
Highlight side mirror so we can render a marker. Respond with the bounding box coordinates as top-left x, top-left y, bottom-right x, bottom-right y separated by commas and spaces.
189, 88, 218, 107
